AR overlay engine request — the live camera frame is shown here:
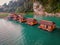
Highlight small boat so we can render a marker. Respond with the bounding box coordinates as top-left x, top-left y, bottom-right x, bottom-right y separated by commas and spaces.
38, 20, 56, 32
17, 15, 26, 22
26, 18, 38, 26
